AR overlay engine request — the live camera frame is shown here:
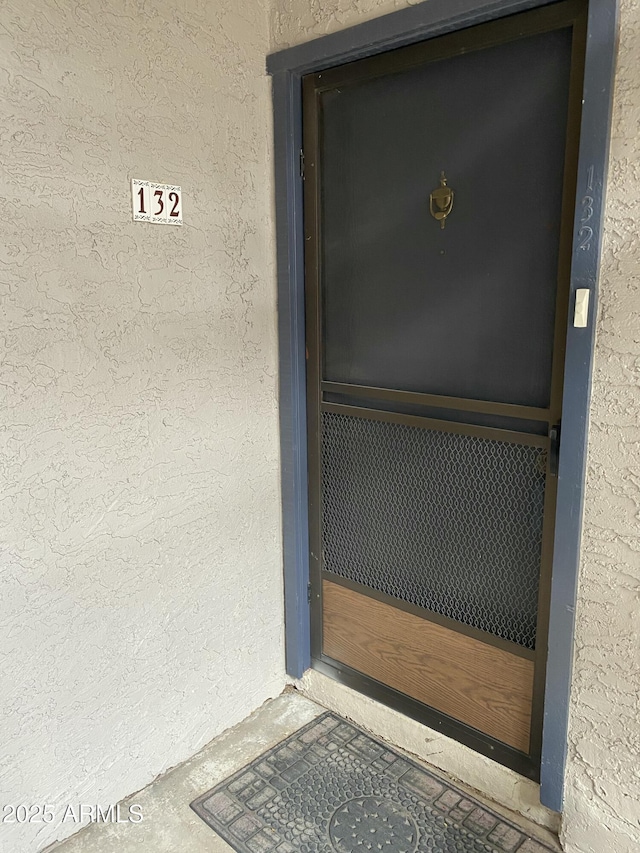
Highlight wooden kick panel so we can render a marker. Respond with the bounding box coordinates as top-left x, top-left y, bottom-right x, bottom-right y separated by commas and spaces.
322, 580, 534, 752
